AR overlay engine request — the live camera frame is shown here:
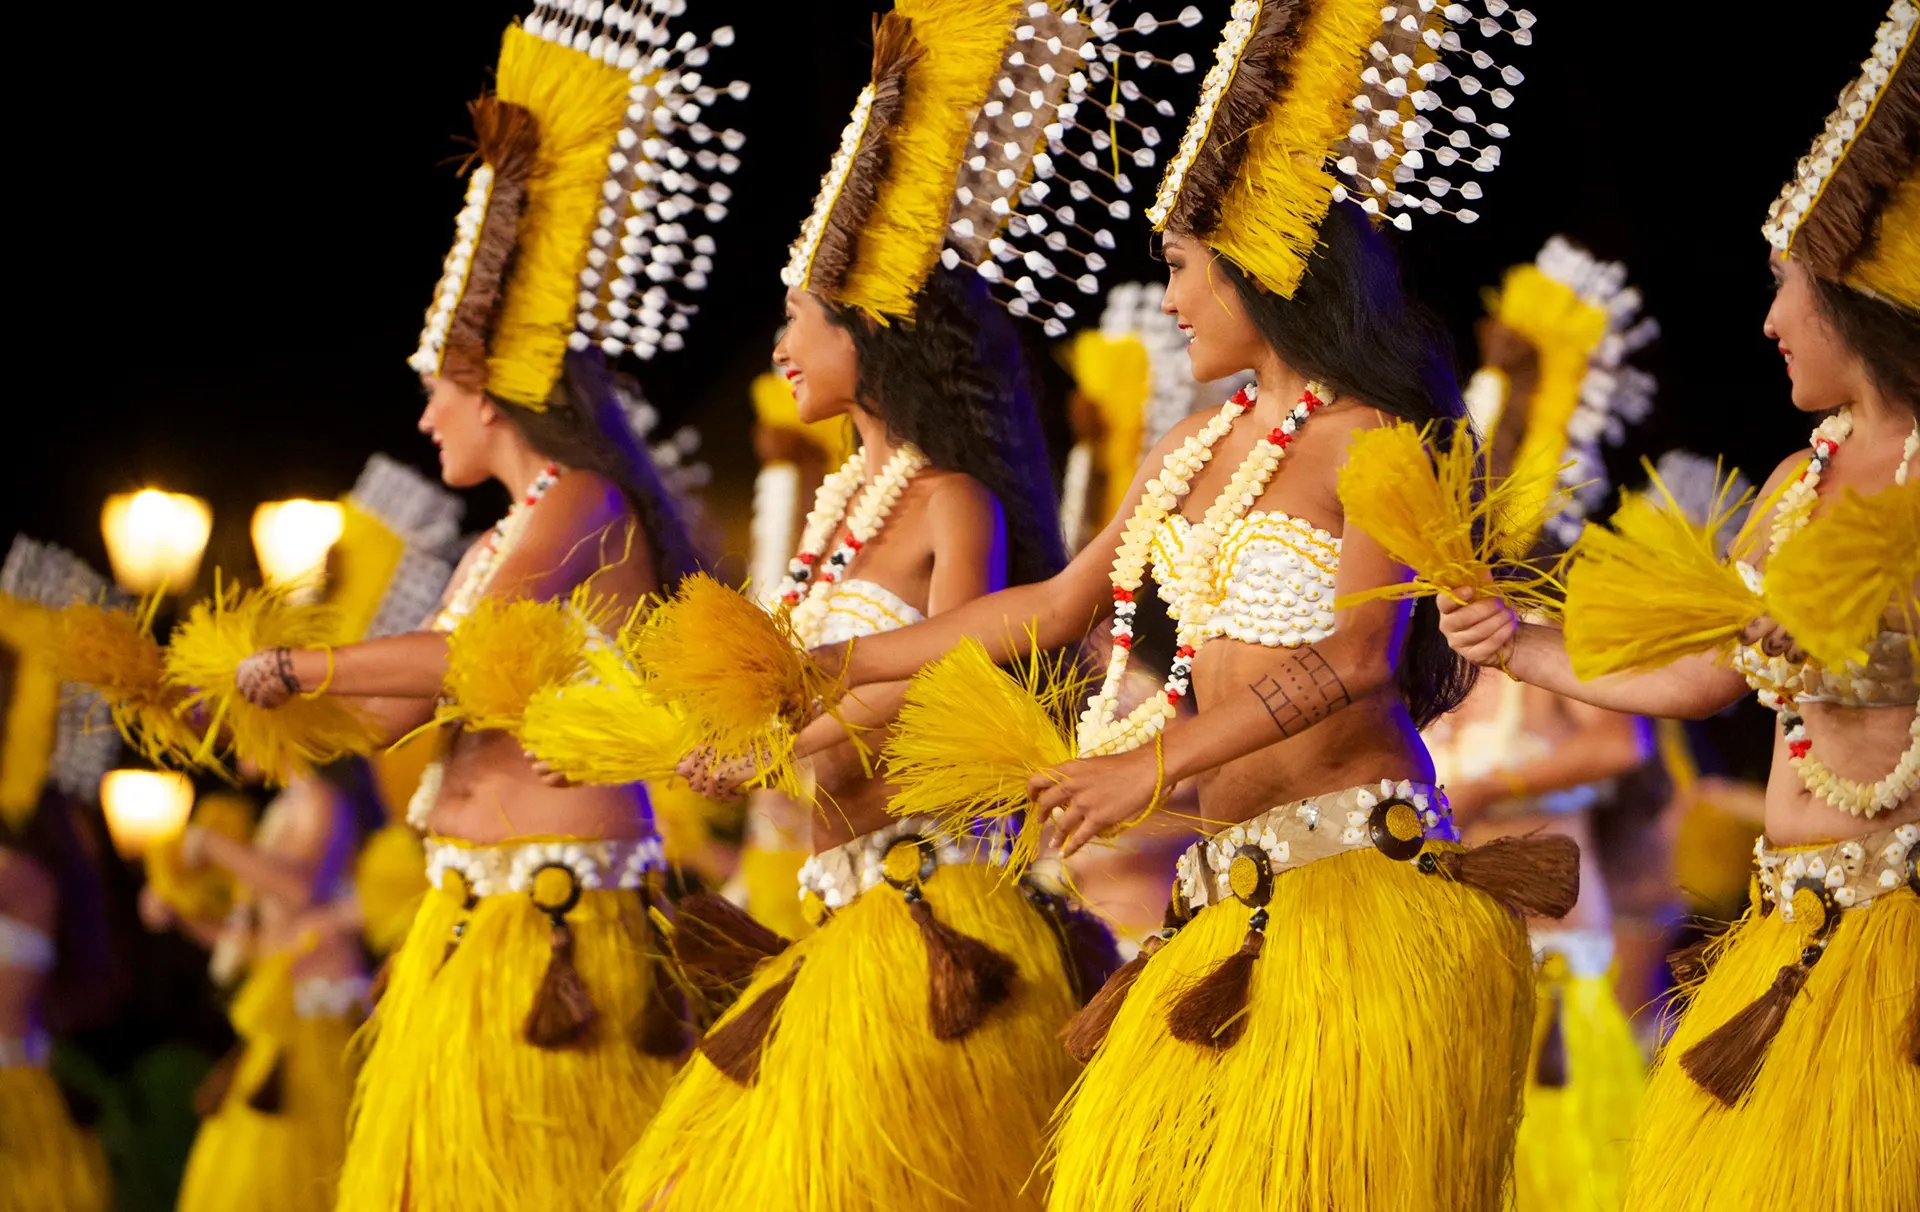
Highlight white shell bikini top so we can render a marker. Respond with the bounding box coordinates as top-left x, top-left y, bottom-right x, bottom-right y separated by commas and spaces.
1149, 511, 1341, 648
0, 913, 54, 972
807, 578, 926, 645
